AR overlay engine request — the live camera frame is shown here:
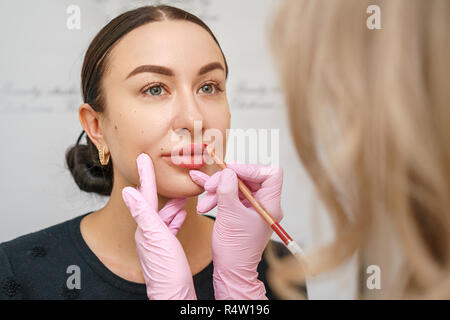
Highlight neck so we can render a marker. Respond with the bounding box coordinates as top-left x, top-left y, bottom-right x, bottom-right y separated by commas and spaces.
98, 173, 203, 253
80, 171, 213, 282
